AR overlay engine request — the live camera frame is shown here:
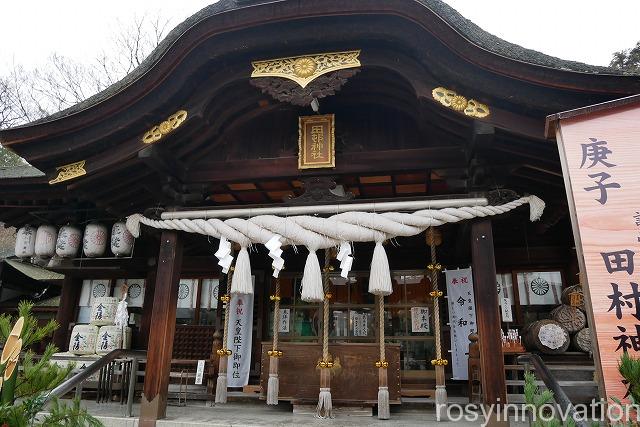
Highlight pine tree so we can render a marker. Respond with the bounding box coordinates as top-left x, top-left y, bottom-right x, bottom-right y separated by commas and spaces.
0, 301, 103, 426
